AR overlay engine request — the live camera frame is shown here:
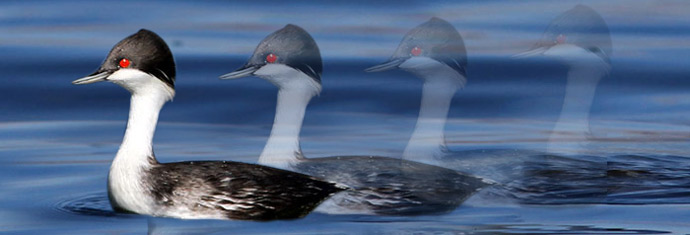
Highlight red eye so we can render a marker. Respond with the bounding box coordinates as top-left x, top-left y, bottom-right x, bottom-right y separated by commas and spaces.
119, 58, 131, 68
556, 34, 566, 44
266, 53, 277, 63
410, 46, 422, 56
